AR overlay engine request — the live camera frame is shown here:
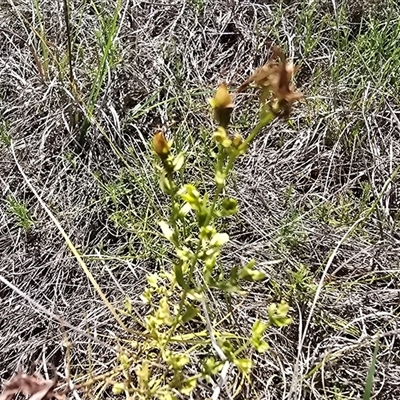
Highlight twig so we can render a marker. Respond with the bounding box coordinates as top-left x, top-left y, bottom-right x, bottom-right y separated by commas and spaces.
201, 299, 232, 400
